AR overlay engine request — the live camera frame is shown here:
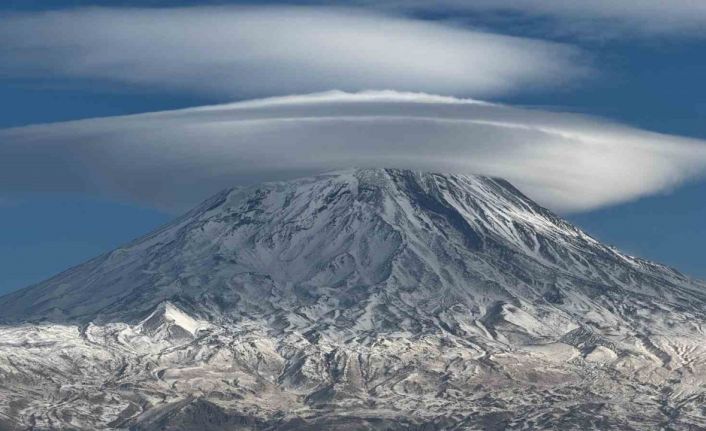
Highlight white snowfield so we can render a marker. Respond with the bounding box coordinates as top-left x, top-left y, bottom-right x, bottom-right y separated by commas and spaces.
0, 168, 705, 430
